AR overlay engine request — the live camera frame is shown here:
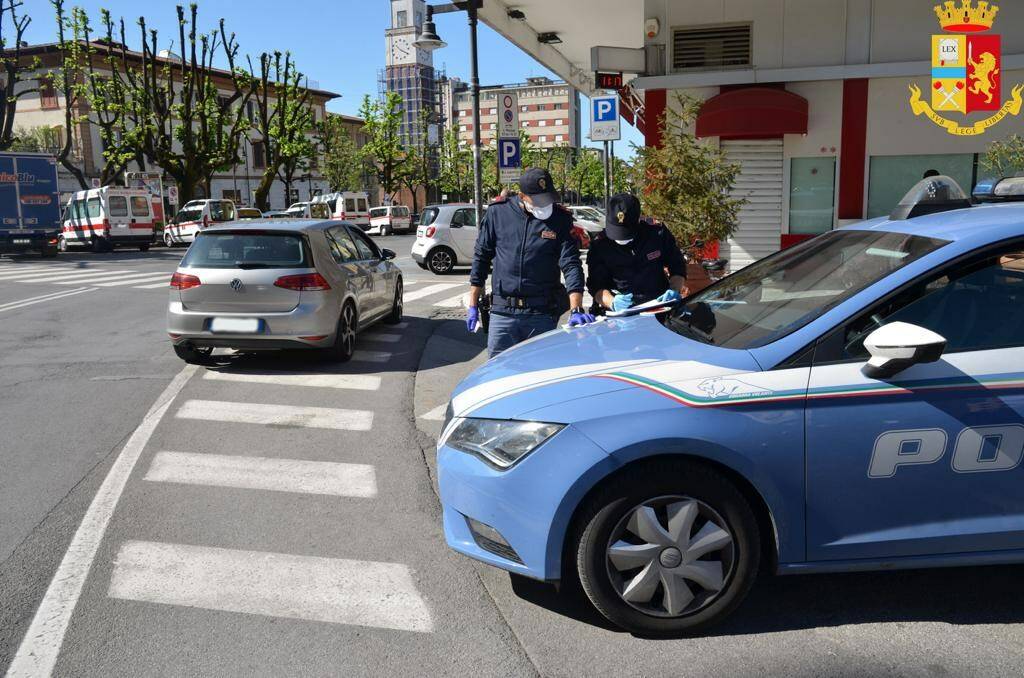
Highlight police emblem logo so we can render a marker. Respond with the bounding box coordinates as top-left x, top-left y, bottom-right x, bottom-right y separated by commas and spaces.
908, 1, 1022, 135
616, 211, 625, 224
540, 229, 556, 239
